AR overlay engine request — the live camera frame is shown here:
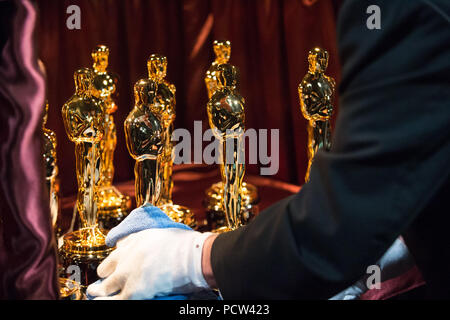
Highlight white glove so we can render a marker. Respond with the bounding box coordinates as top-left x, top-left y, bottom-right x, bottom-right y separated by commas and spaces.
86, 228, 213, 300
